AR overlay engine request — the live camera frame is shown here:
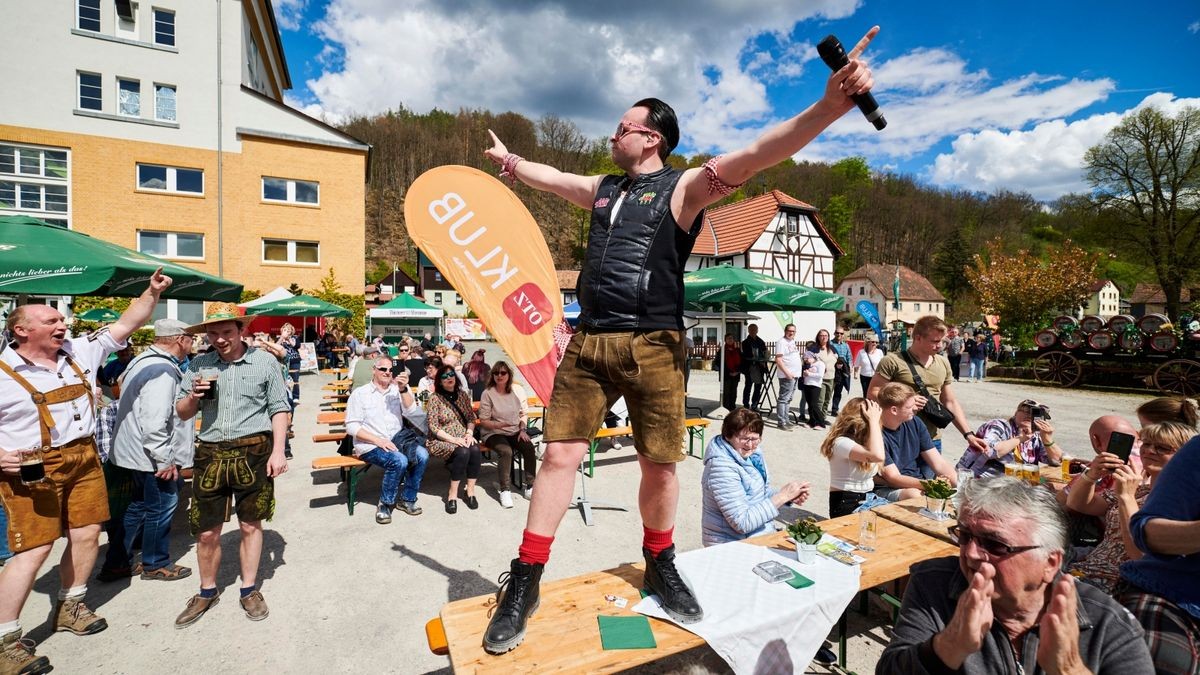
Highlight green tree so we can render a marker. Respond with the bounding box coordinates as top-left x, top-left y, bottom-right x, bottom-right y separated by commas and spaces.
307, 269, 366, 338
1084, 105, 1200, 320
